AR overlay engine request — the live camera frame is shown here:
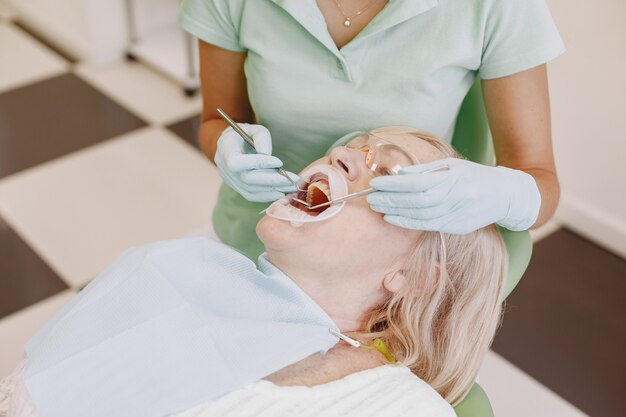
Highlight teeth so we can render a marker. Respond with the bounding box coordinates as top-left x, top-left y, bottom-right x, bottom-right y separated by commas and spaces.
306, 180, 331, 207
308, 181, 330, 198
